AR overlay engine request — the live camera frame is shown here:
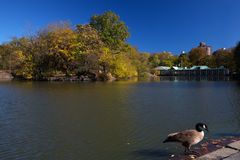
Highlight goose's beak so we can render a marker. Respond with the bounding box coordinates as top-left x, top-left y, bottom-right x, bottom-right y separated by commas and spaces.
206, 128, 209, 132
